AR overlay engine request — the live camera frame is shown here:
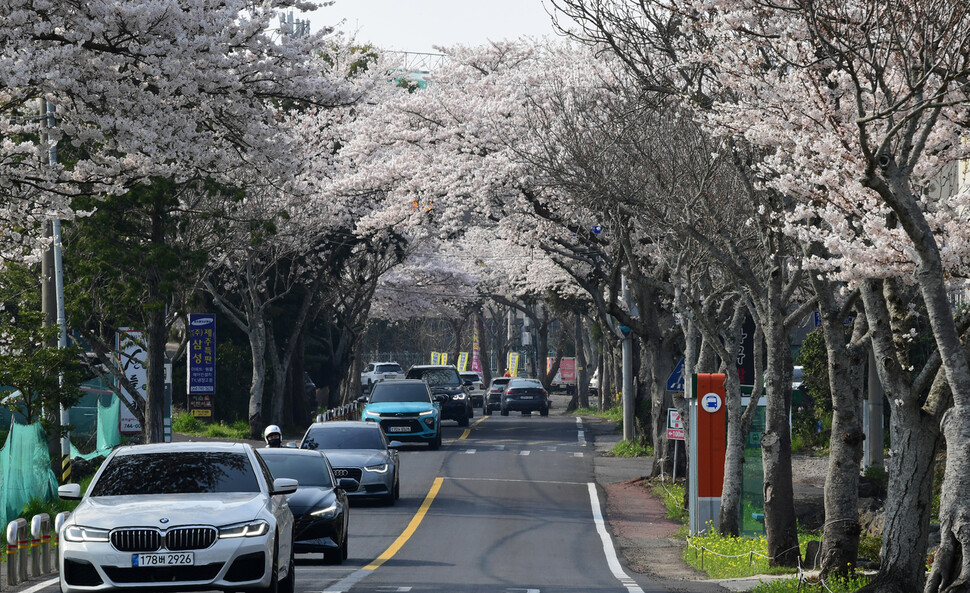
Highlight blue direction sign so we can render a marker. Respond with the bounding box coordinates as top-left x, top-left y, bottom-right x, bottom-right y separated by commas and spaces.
666, 357, 685, 391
